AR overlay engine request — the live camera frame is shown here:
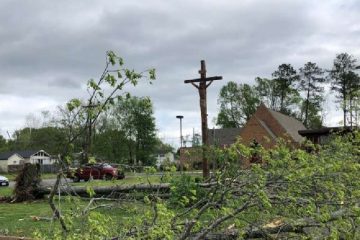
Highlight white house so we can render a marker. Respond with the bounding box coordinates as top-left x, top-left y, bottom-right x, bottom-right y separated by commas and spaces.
0, 150, 56, 173
155, 151, 175, 168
